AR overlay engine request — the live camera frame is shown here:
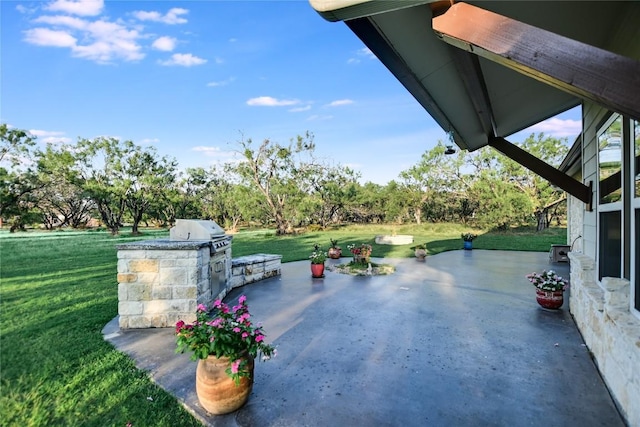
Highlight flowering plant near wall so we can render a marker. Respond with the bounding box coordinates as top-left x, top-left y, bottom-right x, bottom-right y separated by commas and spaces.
175, 295, 276, 384
526, 270, 569, 292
